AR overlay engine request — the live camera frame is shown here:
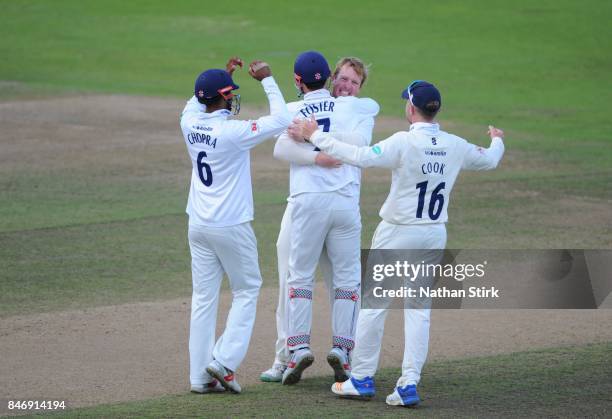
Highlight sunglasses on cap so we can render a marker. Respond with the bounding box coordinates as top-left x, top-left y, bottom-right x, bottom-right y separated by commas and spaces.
405, 79, 425, 105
